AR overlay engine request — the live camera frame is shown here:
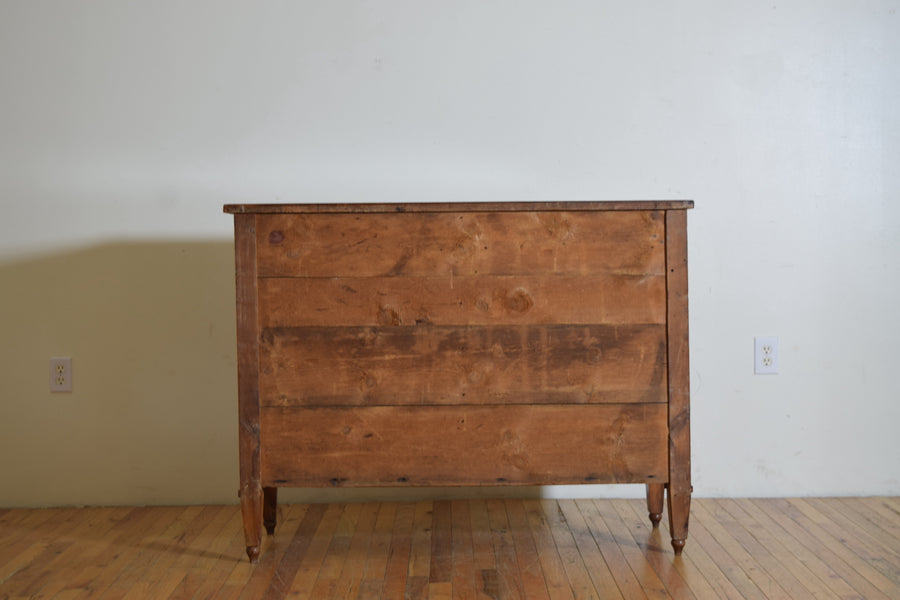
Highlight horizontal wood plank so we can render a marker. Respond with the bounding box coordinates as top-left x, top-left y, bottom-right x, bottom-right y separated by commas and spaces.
259, 404, 668, 487
255, 211, 665, 278
258, 273, 666, 328
259, 324, 667, 406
